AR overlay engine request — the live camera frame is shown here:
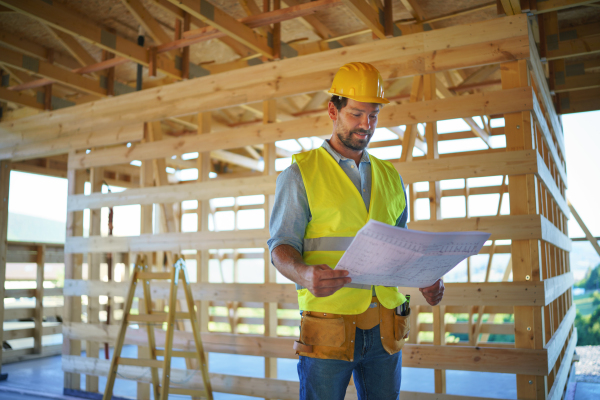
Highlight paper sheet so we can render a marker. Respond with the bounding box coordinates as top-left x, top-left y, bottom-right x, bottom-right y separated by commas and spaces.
335, 220, 491, 288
